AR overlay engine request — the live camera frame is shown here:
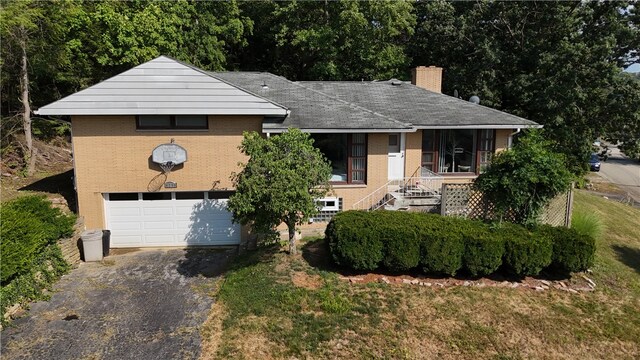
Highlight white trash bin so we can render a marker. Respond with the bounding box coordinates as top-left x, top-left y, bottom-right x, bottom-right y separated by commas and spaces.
81, 229, 104, 262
